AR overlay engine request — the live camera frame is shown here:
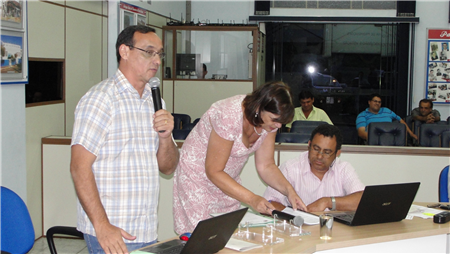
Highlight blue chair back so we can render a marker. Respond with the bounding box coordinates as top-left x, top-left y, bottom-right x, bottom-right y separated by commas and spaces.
290, 120, 328, 134
172, 113, 191, 129
367, 122, 406, 146
172, 129, 191, 140
439, 166, 449, 202
275, 133, 310, 143
441, 131, 450, 148
1, 186, 35, 254
419, 124, 450, 147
